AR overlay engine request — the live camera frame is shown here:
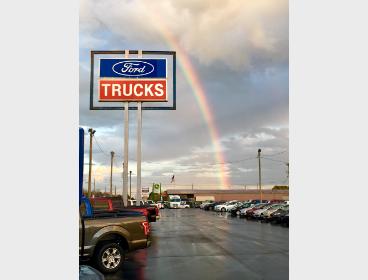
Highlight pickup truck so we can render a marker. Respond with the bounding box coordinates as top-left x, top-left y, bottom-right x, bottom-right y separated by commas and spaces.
91, 197, 158, 222
80, 198, 151, 273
